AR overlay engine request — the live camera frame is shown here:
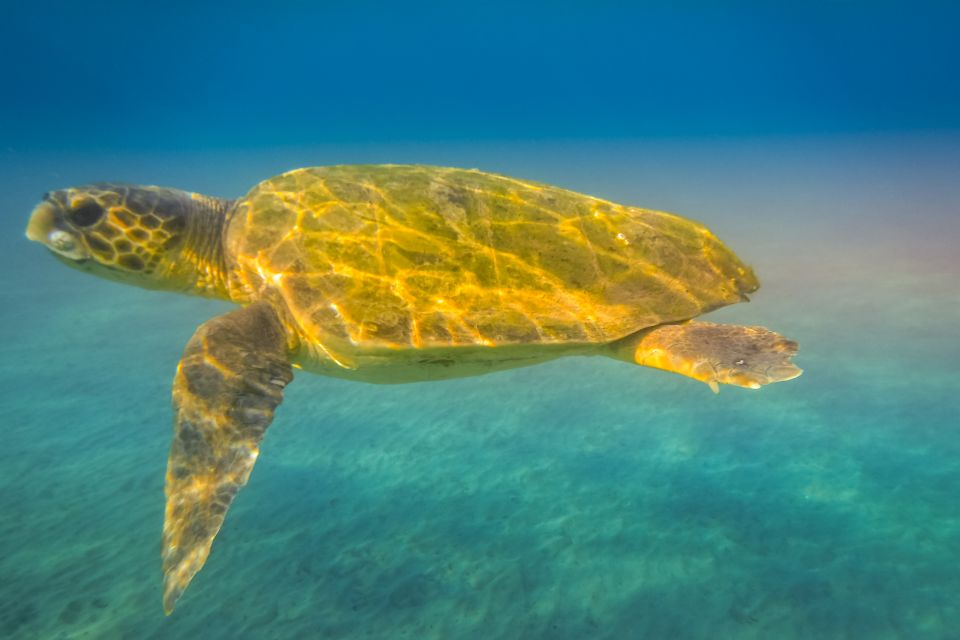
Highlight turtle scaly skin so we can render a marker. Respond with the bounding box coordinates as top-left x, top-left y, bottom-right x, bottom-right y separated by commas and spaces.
25, 165, 800, 612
